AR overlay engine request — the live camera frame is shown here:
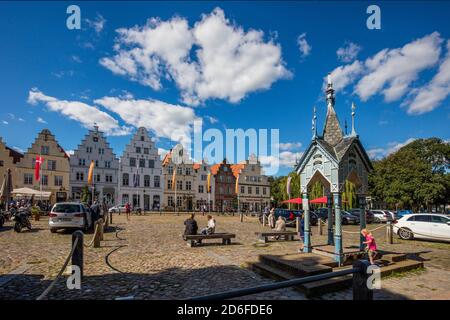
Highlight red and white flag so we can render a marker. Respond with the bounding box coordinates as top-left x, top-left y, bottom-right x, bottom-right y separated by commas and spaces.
35, 156, 43, 181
